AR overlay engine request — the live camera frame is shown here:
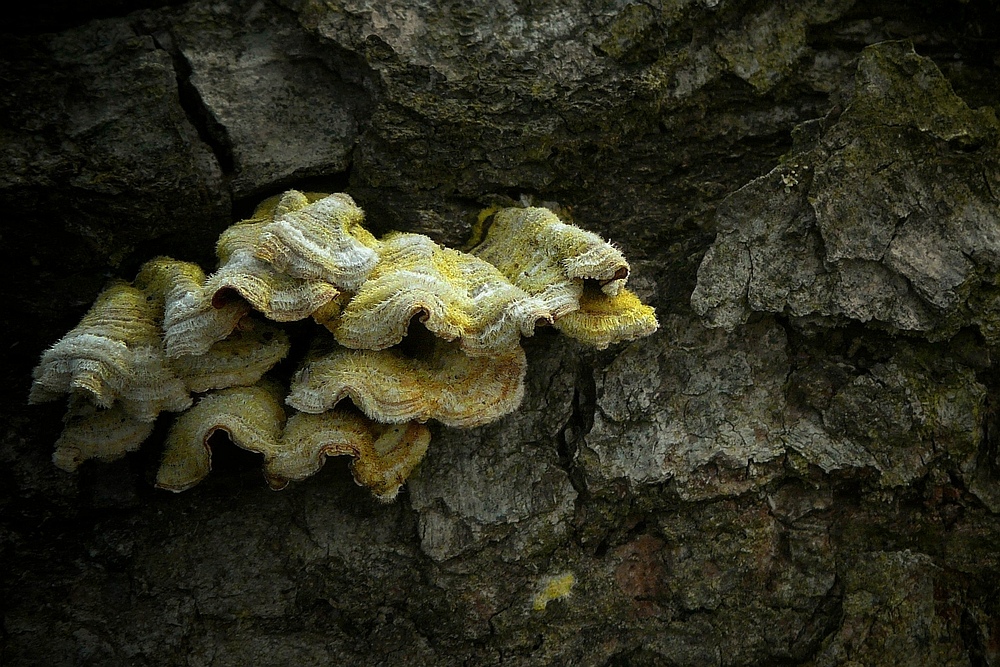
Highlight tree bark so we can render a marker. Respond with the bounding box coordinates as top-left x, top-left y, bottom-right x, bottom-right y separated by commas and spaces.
2, 1, 1000, 665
